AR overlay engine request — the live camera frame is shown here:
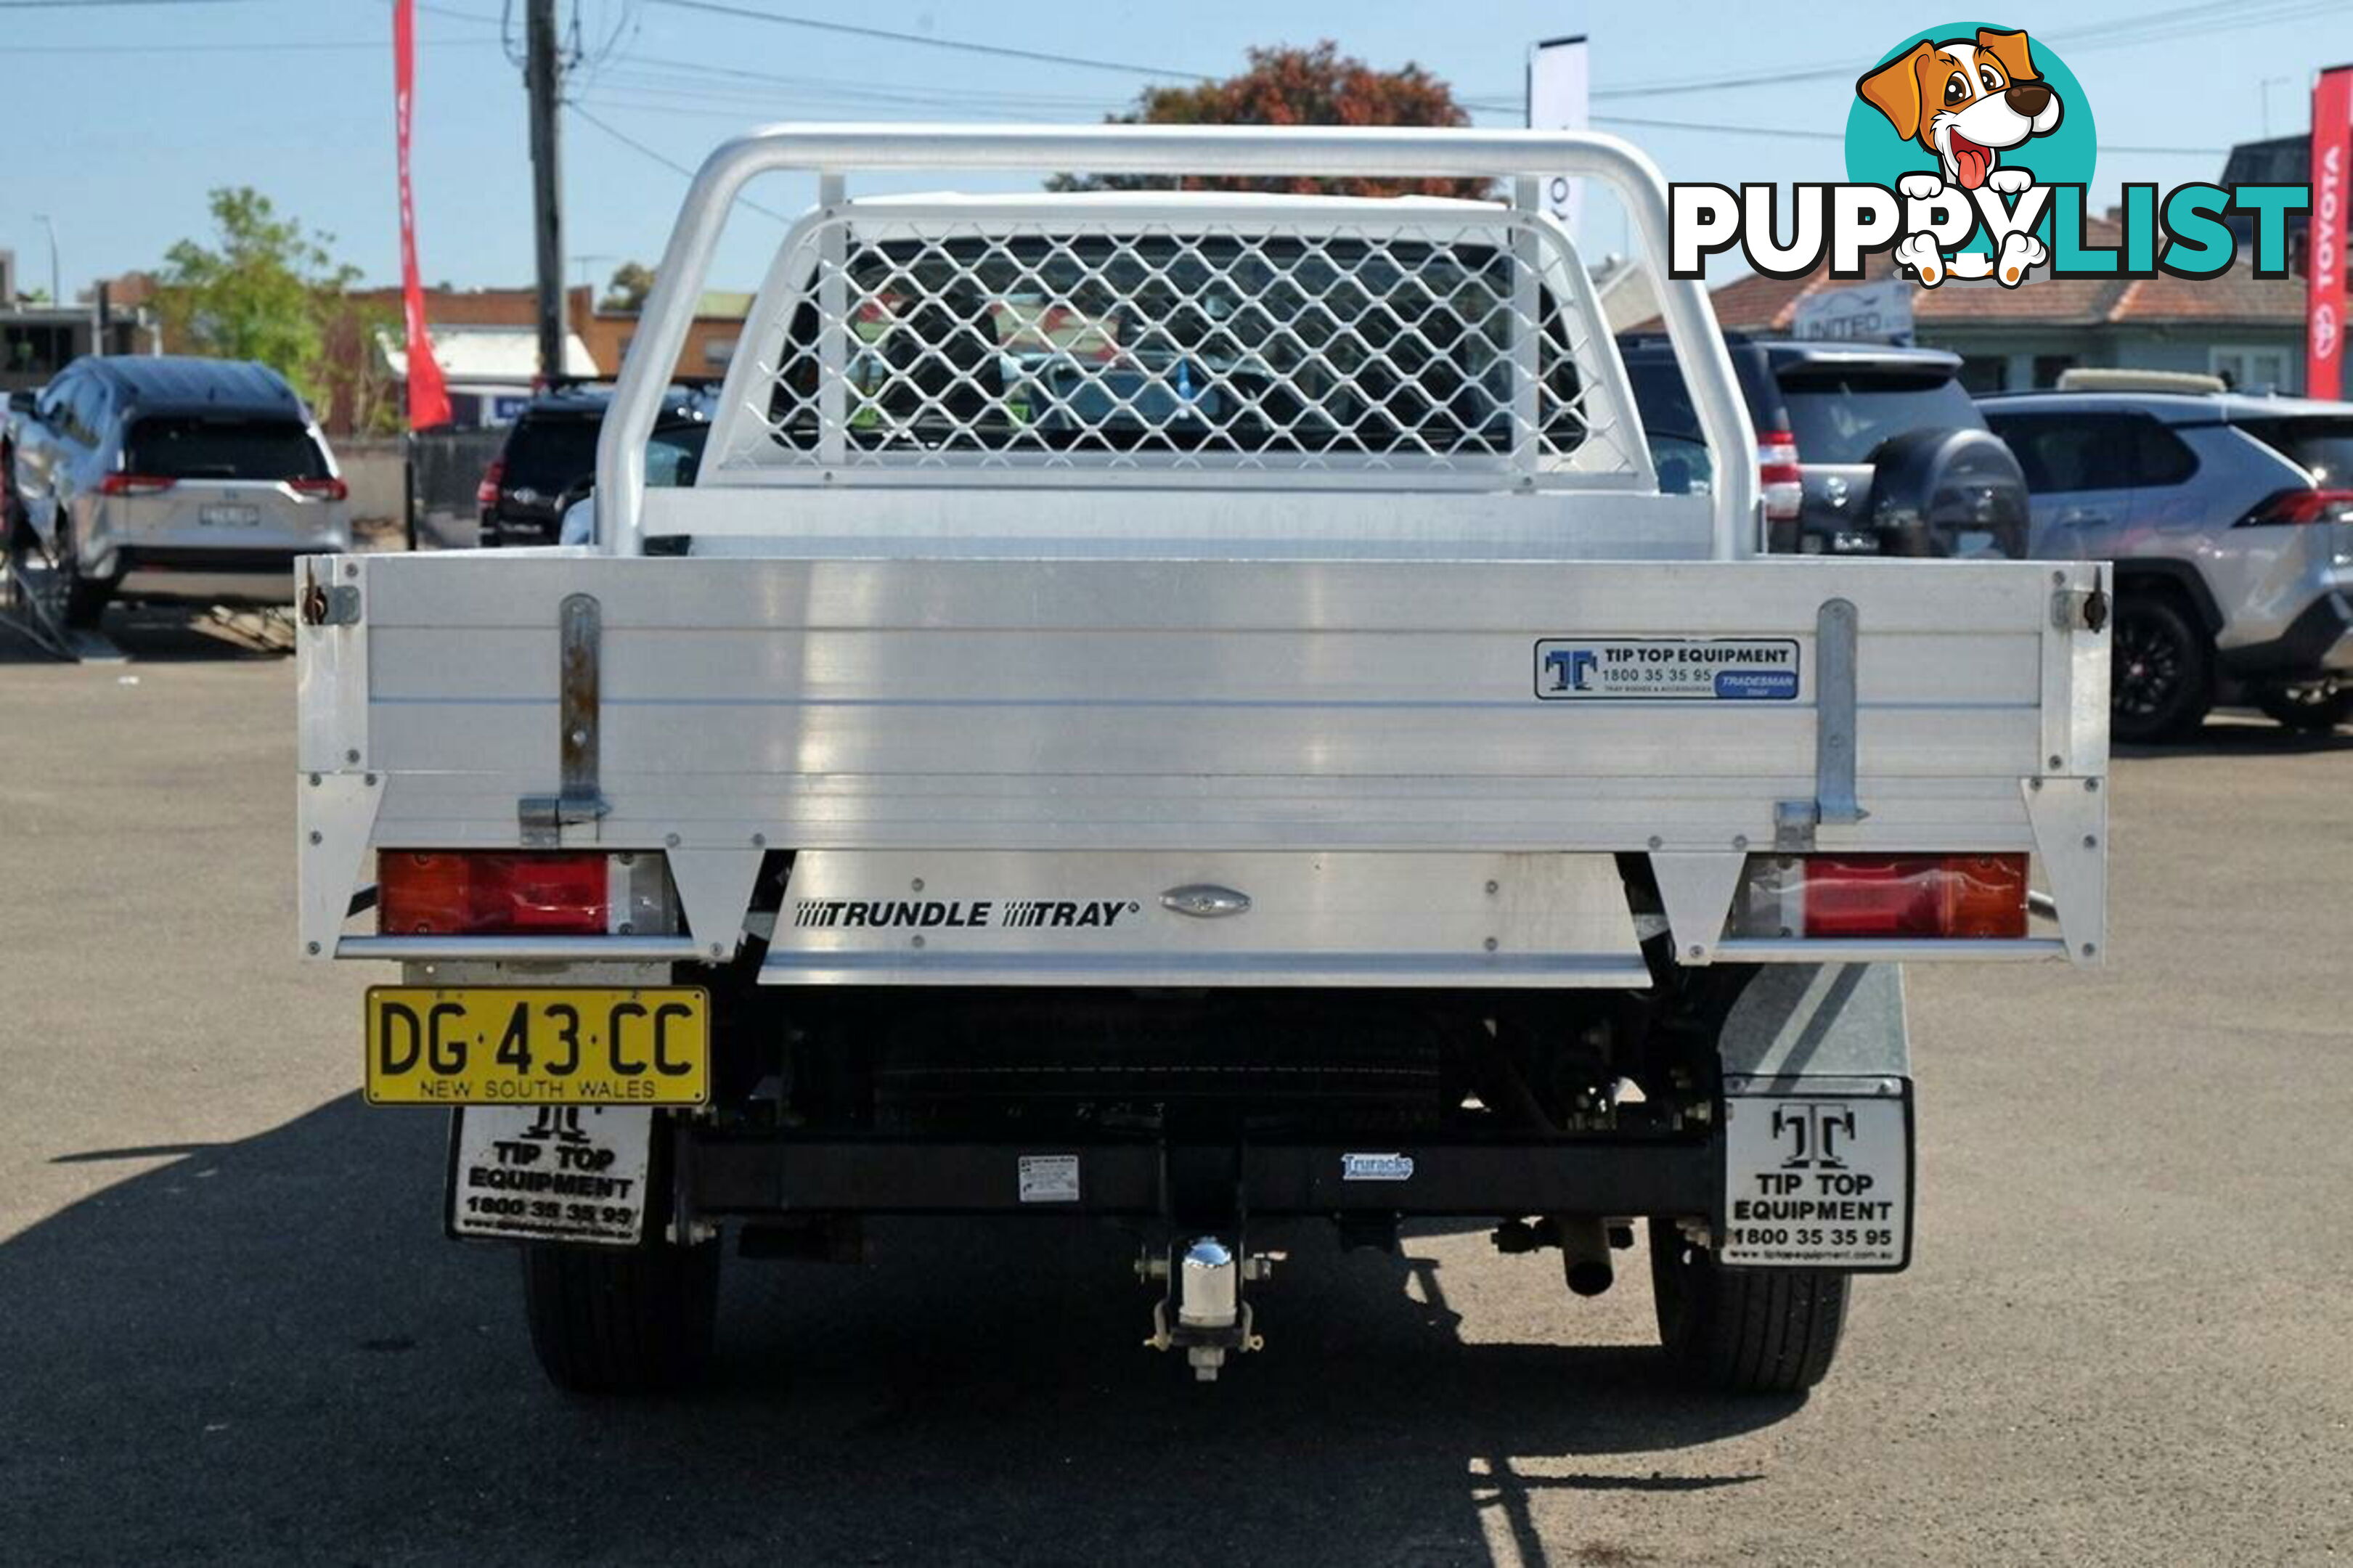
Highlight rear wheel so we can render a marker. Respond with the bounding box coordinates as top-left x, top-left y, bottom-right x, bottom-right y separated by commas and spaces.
43, 518, 110, 629
62, 574, 111, 629
522, 1236, 720, 1395
2110, 592, 2212, 744
1649, 1218, 1849, 1395
2251, 680, 2353, 734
